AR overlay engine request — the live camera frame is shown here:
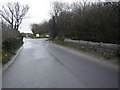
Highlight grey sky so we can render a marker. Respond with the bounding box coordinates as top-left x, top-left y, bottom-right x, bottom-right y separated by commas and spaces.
0, 0, 118, 33
1, 0, 77, 33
